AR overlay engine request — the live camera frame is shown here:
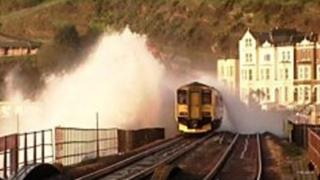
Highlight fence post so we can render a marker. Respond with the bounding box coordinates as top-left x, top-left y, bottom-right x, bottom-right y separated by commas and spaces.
24, 133, 27, 167
10, 134, 19, 175
96, 112, 100, 159
3, 136, 7, 179
33, 132, 37, 164
41, 130, 45, 163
